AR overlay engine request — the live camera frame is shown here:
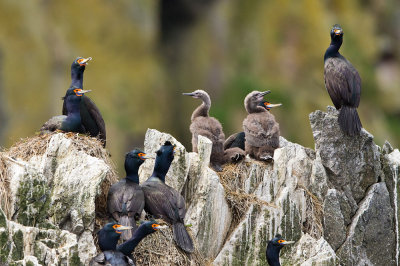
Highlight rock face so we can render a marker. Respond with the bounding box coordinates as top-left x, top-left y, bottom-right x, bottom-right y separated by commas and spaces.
1, 107, 399, 265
